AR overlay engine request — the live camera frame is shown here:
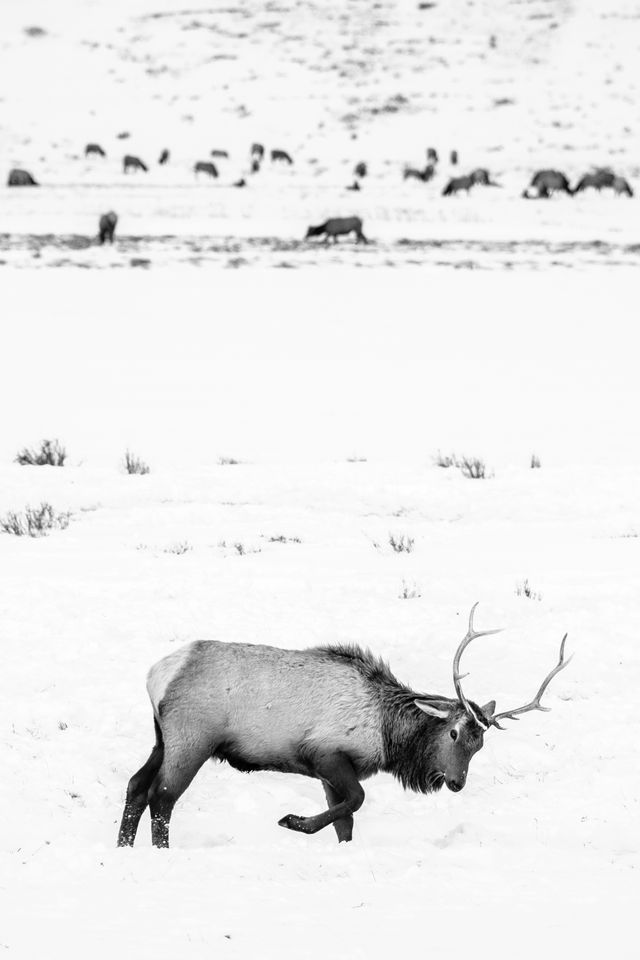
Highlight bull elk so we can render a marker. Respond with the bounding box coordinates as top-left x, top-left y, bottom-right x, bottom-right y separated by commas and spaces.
118, 605, 571, 849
